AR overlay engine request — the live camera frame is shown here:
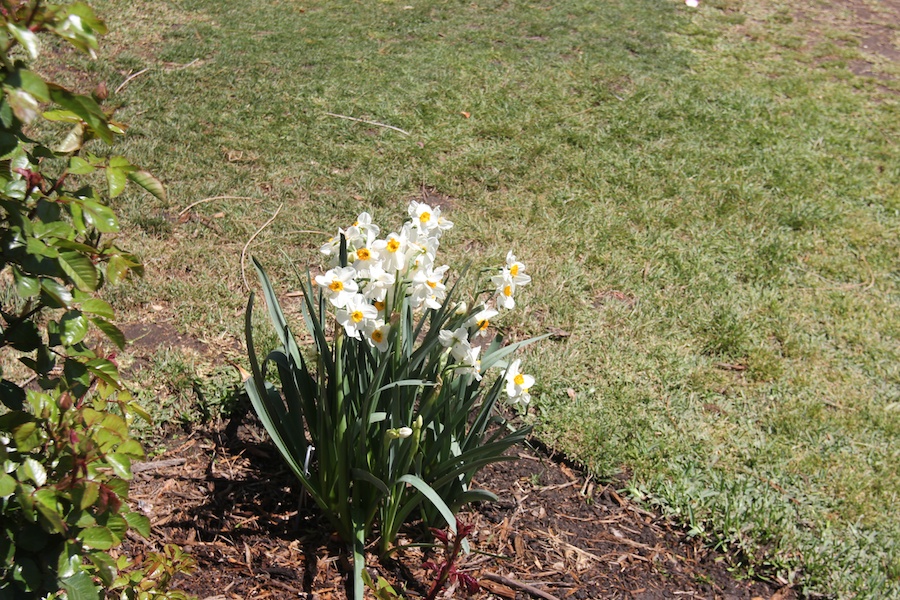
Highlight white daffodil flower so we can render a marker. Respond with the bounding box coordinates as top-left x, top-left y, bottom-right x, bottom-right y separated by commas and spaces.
457, 346, 482, 381
315, 267, 359, 308
505, 251, 532, 287
353, 211, 380, 239
409, 264, 449, 310
439, 327, 472, 361
491, 269, 517, 310
361, 264, 395, 302
365, 319, 391, 352
466, 307, 499, 338
336, 294, 377, 339
505, 359, 535, 404
372, 230, 410, 273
